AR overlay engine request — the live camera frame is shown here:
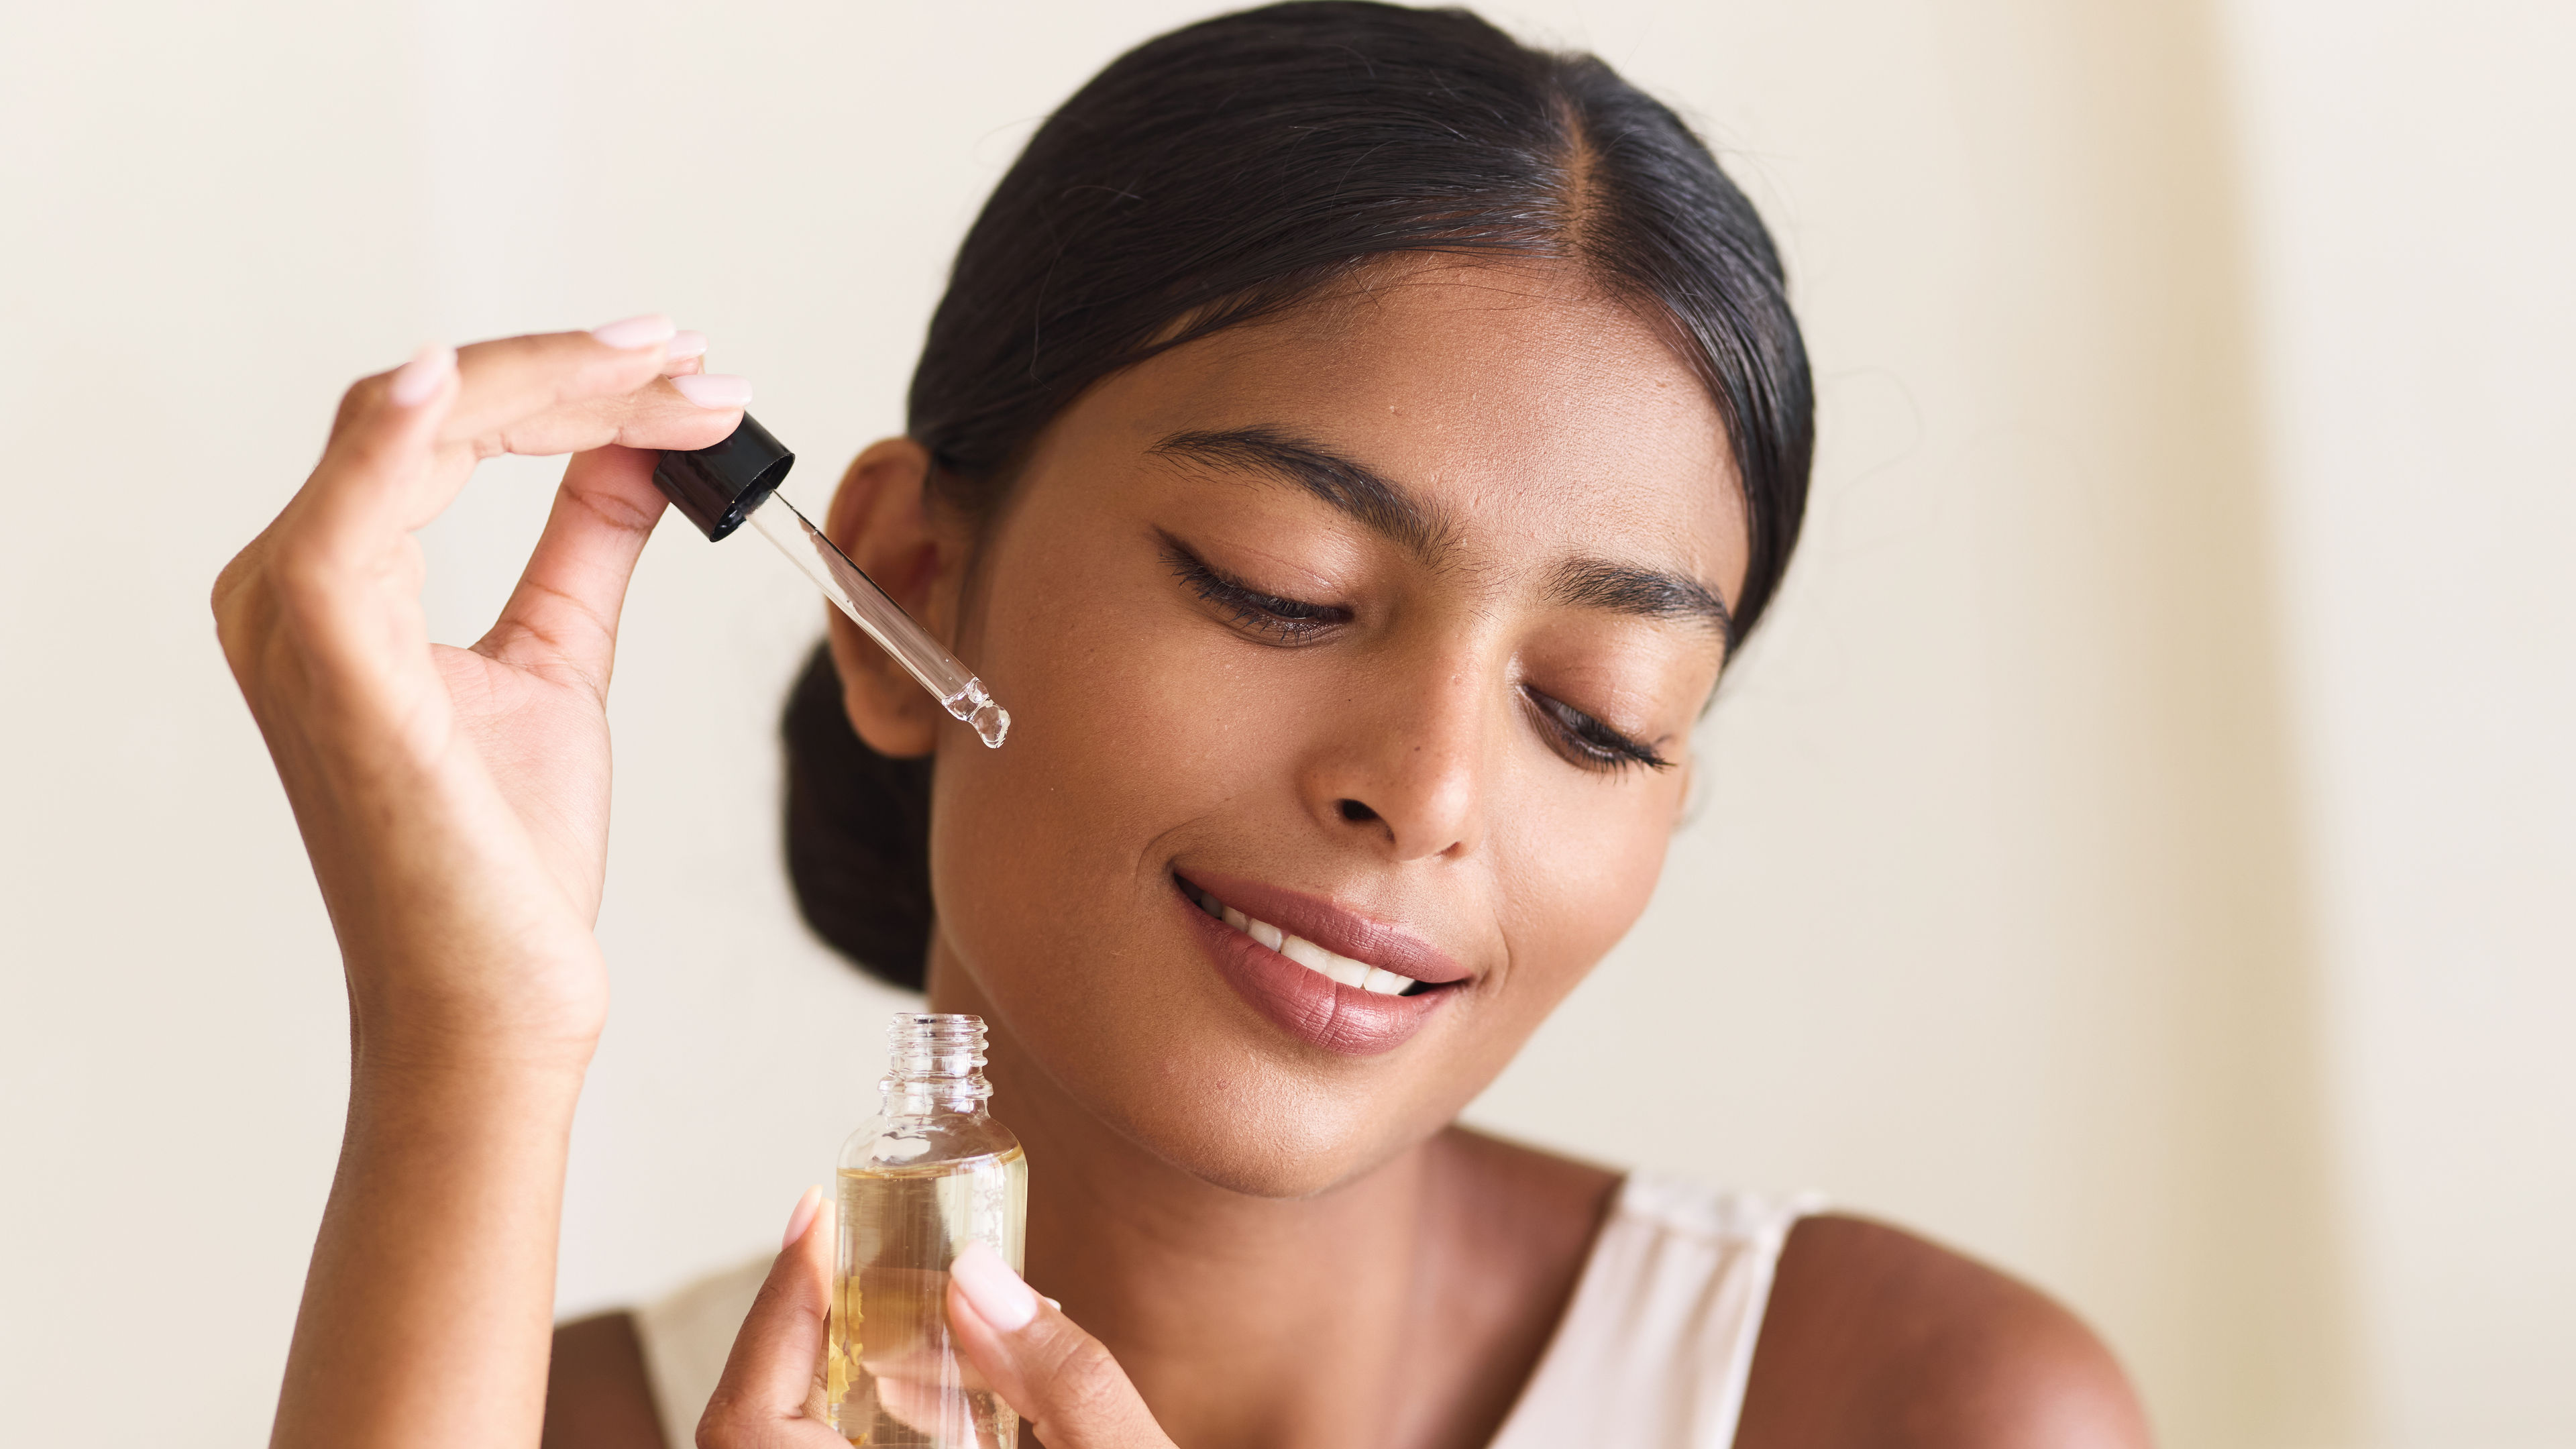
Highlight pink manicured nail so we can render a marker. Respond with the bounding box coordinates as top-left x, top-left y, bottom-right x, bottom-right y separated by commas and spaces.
781, 1185, 823, 1249
666, 329, 709, 361
672, 373, 753, 409
951, 1241, 1038, 1331
388, 343, 455, 407
590, 313, 677, 349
